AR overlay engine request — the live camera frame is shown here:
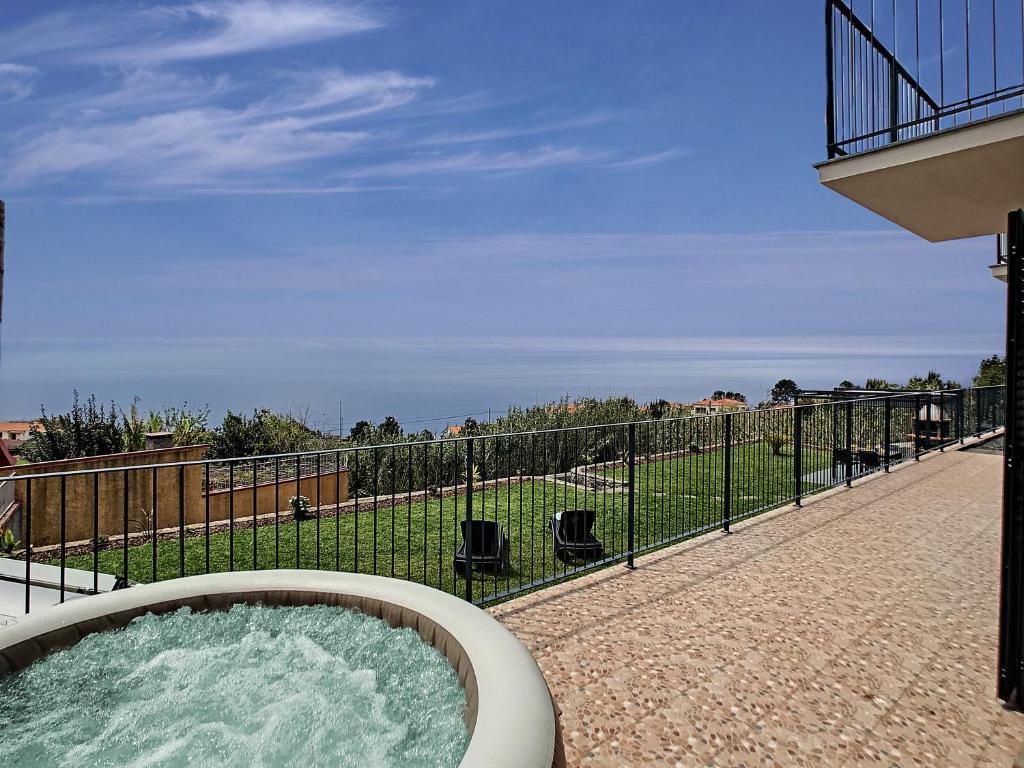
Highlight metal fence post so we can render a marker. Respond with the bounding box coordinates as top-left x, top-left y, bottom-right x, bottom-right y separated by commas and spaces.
914, 394, 922, 460
845, 401, 853, 486
888, 58, 899, 144
976, 388, 984, 435
24, 480, 31, 615
929, 393, 937, 454
626, 423, 636, 569
793, 406, 803, 506
883, 397, 892, 473
938, 391, 946, 451
465, 438, 474, 603
723, 414, 733, 532
824, 0, 835, 157
957, 389, 965, 444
